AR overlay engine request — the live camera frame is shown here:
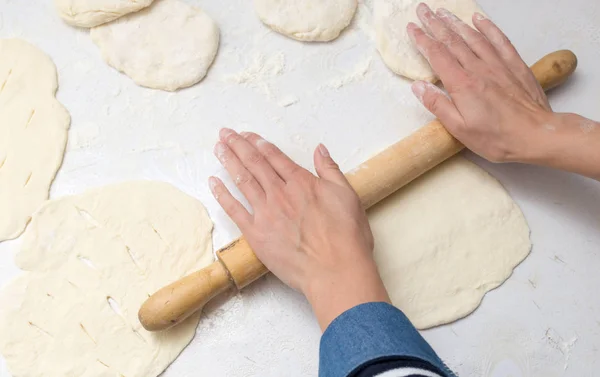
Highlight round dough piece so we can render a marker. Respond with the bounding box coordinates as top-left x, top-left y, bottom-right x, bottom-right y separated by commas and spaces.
375, 0, 482, 81
55, 0, 155, 28
254, 0, 358, 42
369, 157, 531, 329
0, 39, 70, 241
91, 0, 220, 91
0, 181, 214, 377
